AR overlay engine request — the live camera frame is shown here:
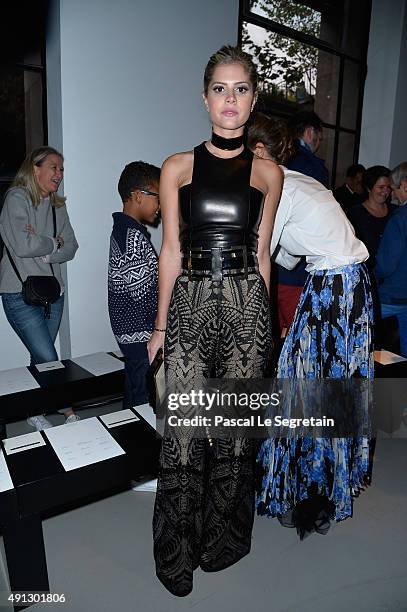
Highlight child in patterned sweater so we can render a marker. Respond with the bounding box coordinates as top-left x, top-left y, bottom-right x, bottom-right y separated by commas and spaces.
108, 161, 160, 407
